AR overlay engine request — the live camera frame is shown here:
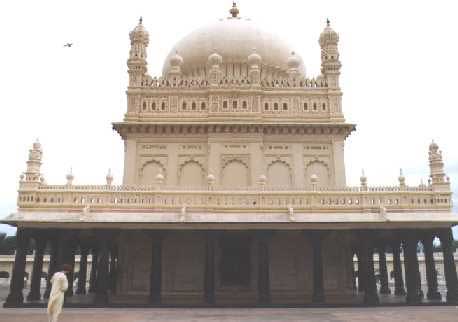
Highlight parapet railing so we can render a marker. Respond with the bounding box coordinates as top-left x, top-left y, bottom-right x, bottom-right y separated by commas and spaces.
16, 184, 452, 212
143, 76, 328, 90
